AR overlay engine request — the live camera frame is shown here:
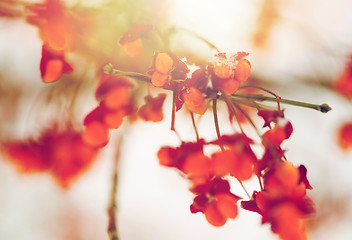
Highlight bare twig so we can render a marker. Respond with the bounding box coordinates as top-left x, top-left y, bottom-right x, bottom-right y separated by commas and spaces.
212, 98, 224, 151
231, 93, 332, 113
105, 64, 332, 114
107, 138, 122, 240
190, 111, 199, 141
